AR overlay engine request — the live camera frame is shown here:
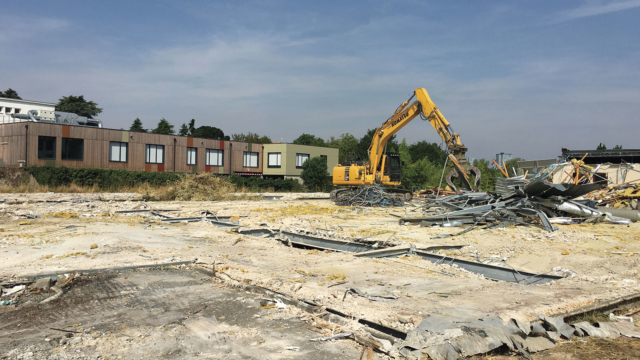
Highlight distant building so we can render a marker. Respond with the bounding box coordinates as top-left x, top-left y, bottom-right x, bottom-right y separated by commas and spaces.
262, 143, 339, 182
0, 98, 56, 125
495, 152, 512, 164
